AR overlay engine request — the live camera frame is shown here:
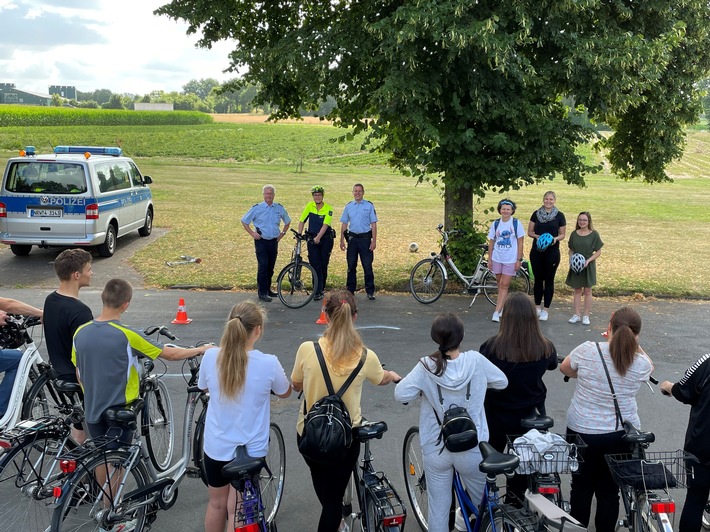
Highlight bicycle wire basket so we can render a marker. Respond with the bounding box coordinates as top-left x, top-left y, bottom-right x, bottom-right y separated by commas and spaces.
507, 433, 587, 475
605, 450, 694, 491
